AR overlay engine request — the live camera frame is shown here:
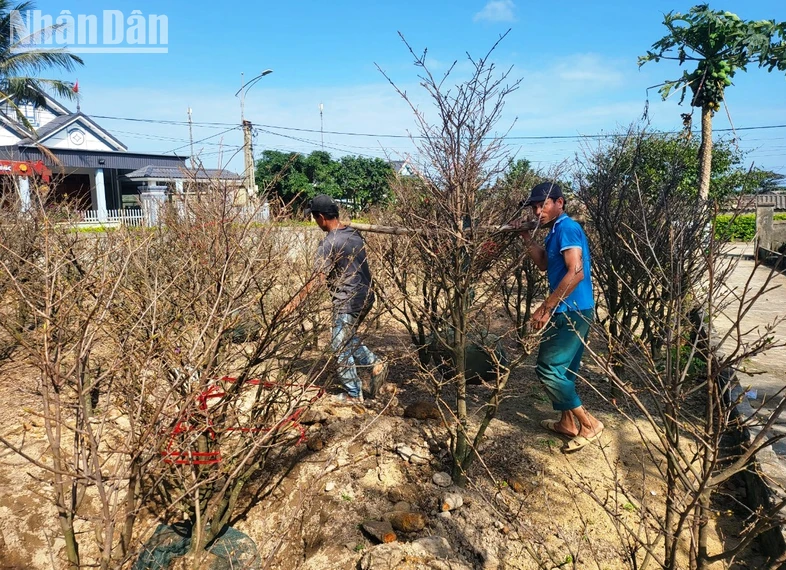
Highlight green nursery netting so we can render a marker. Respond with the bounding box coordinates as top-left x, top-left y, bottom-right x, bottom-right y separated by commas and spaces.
427, 329, 510, 384
133, 523, 260, 570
